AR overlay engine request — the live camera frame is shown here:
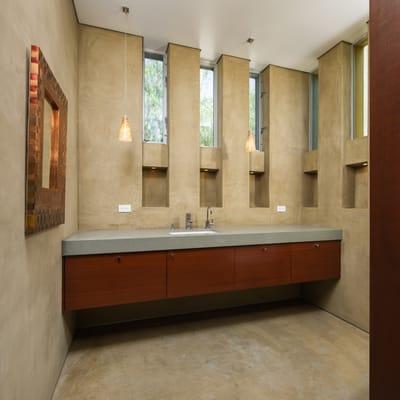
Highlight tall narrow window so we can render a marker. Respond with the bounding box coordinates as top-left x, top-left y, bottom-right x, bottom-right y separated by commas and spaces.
353, 37, 369, 138
249, 73, 262, 150
143, 52, 166, 143
309, 72, 319, 150
200, 66, 216, 147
